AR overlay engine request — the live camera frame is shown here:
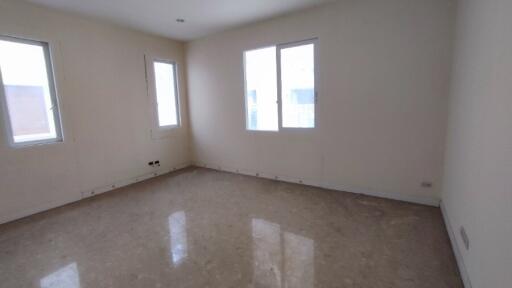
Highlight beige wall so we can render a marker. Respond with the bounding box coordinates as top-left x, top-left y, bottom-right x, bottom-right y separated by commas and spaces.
0, 0, 191, 224
186, 0, 456, 205
442, 0, 512, 287
3, 0, 511, 286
